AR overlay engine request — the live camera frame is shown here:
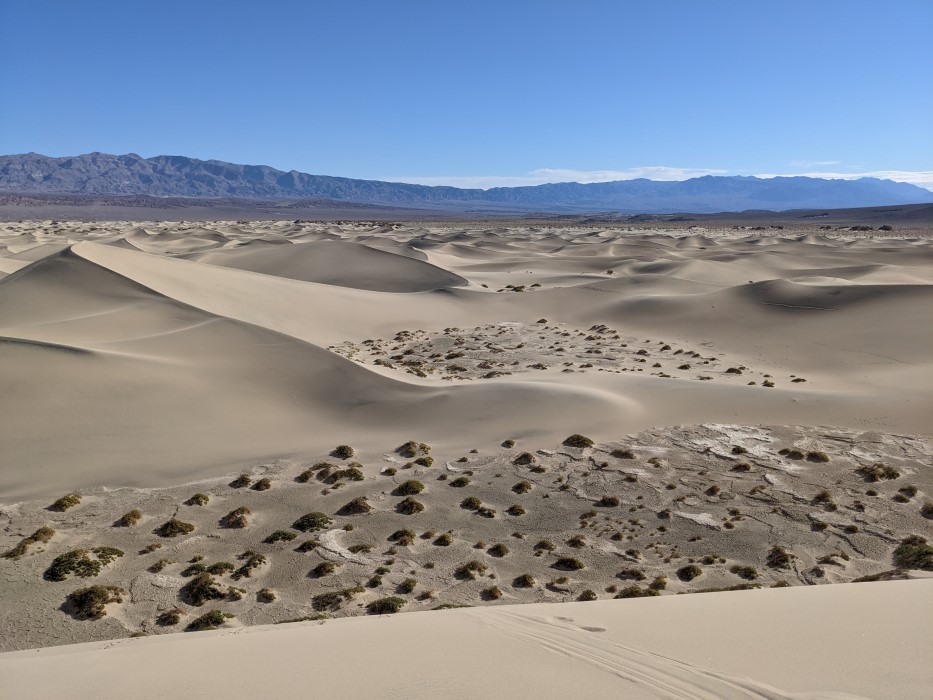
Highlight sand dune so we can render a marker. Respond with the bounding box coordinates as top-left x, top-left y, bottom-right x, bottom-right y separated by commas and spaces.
0, 220, 930, 694
1, 581, 929, 699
